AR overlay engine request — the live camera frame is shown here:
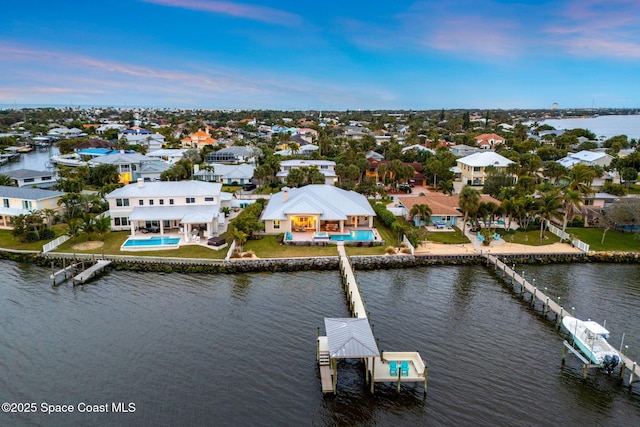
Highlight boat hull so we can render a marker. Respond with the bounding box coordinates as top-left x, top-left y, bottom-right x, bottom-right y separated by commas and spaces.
562, 316, 620, 371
